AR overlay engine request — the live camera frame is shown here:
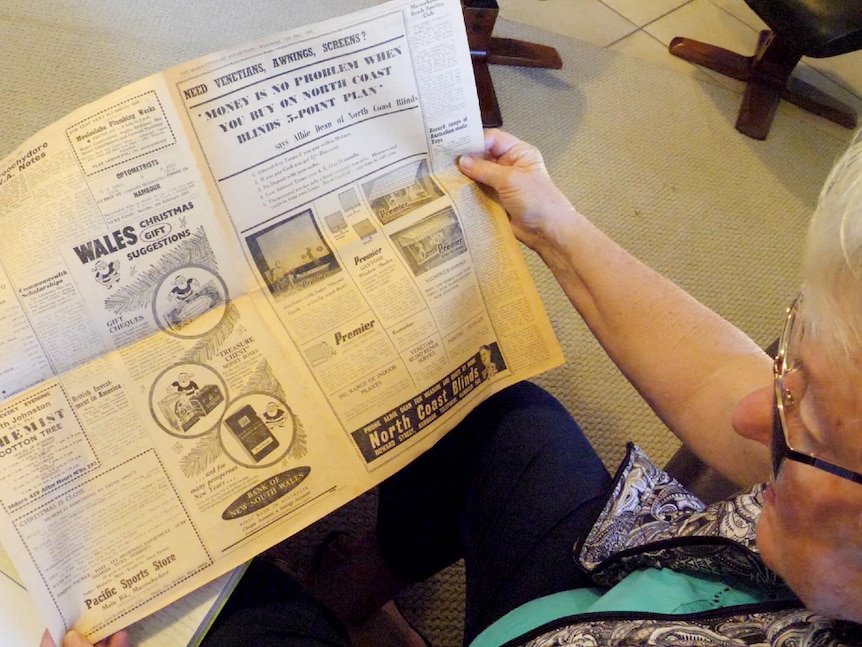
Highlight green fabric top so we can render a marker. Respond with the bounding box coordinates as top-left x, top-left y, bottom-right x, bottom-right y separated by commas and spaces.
469, 568, 769, 647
